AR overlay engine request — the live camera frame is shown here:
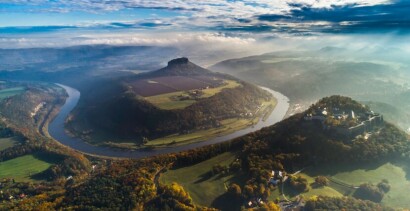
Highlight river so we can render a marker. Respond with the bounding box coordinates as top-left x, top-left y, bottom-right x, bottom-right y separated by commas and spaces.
48, 84, 290, 158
